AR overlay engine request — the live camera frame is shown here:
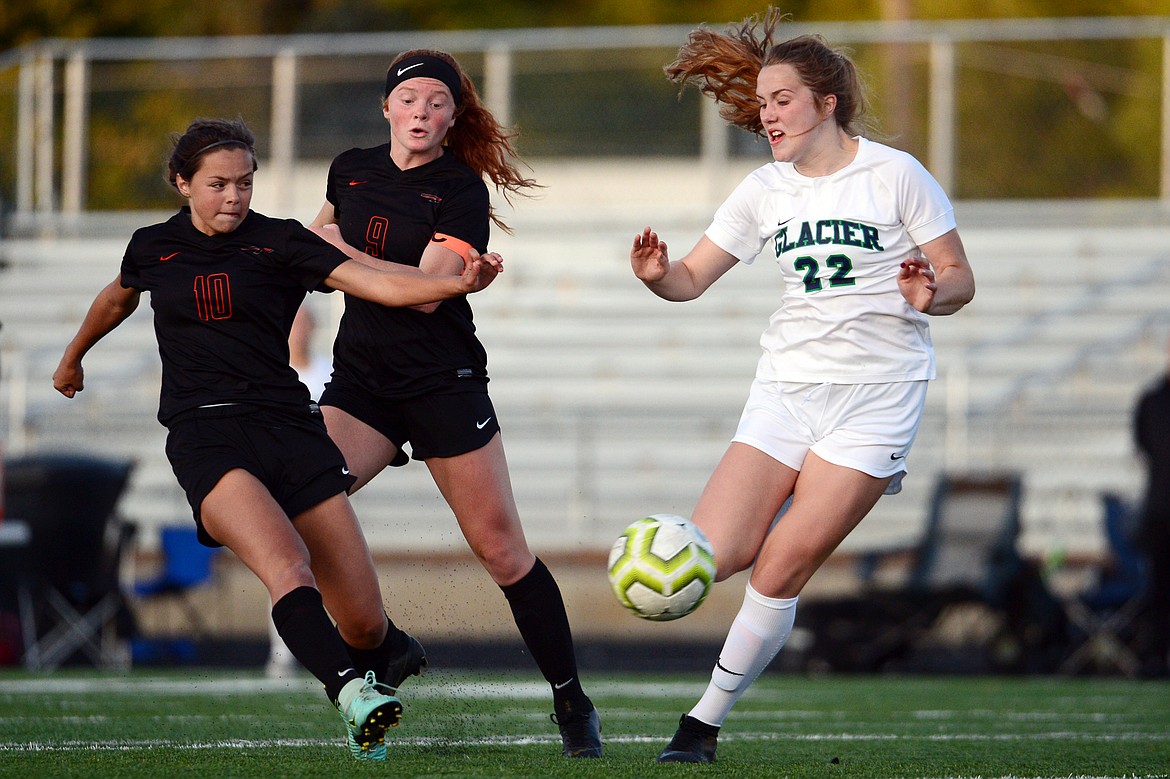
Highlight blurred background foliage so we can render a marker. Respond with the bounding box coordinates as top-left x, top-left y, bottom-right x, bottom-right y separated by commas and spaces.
2, 0, 1166, 45
0, 1, 1167, 209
